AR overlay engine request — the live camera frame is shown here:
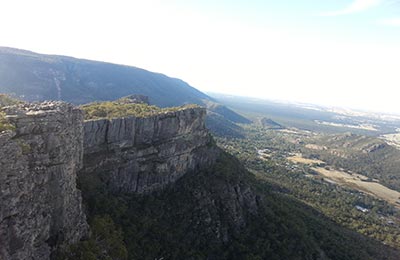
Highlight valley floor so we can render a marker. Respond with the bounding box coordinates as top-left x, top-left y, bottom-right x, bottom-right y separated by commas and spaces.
217, 125, 400, 249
